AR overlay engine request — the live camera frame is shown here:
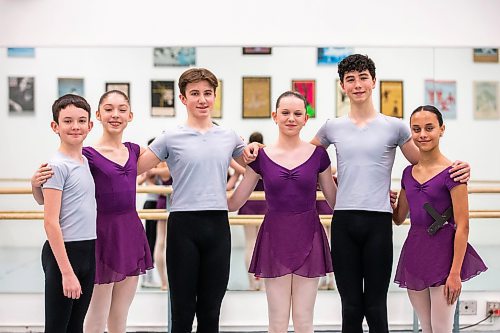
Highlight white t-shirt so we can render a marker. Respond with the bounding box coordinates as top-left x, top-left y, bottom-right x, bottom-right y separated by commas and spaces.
149, 124, 245, 212
316, 113, 411, 213
42, 151, 97, 241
